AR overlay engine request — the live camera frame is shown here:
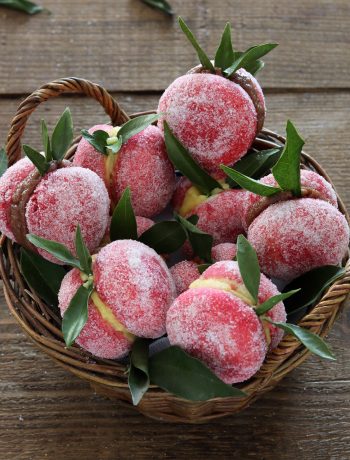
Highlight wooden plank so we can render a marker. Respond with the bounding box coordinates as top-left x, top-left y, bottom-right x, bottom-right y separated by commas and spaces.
0, 0, 349, 93
1, 290, 349, 459
0, 90, 349, 207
